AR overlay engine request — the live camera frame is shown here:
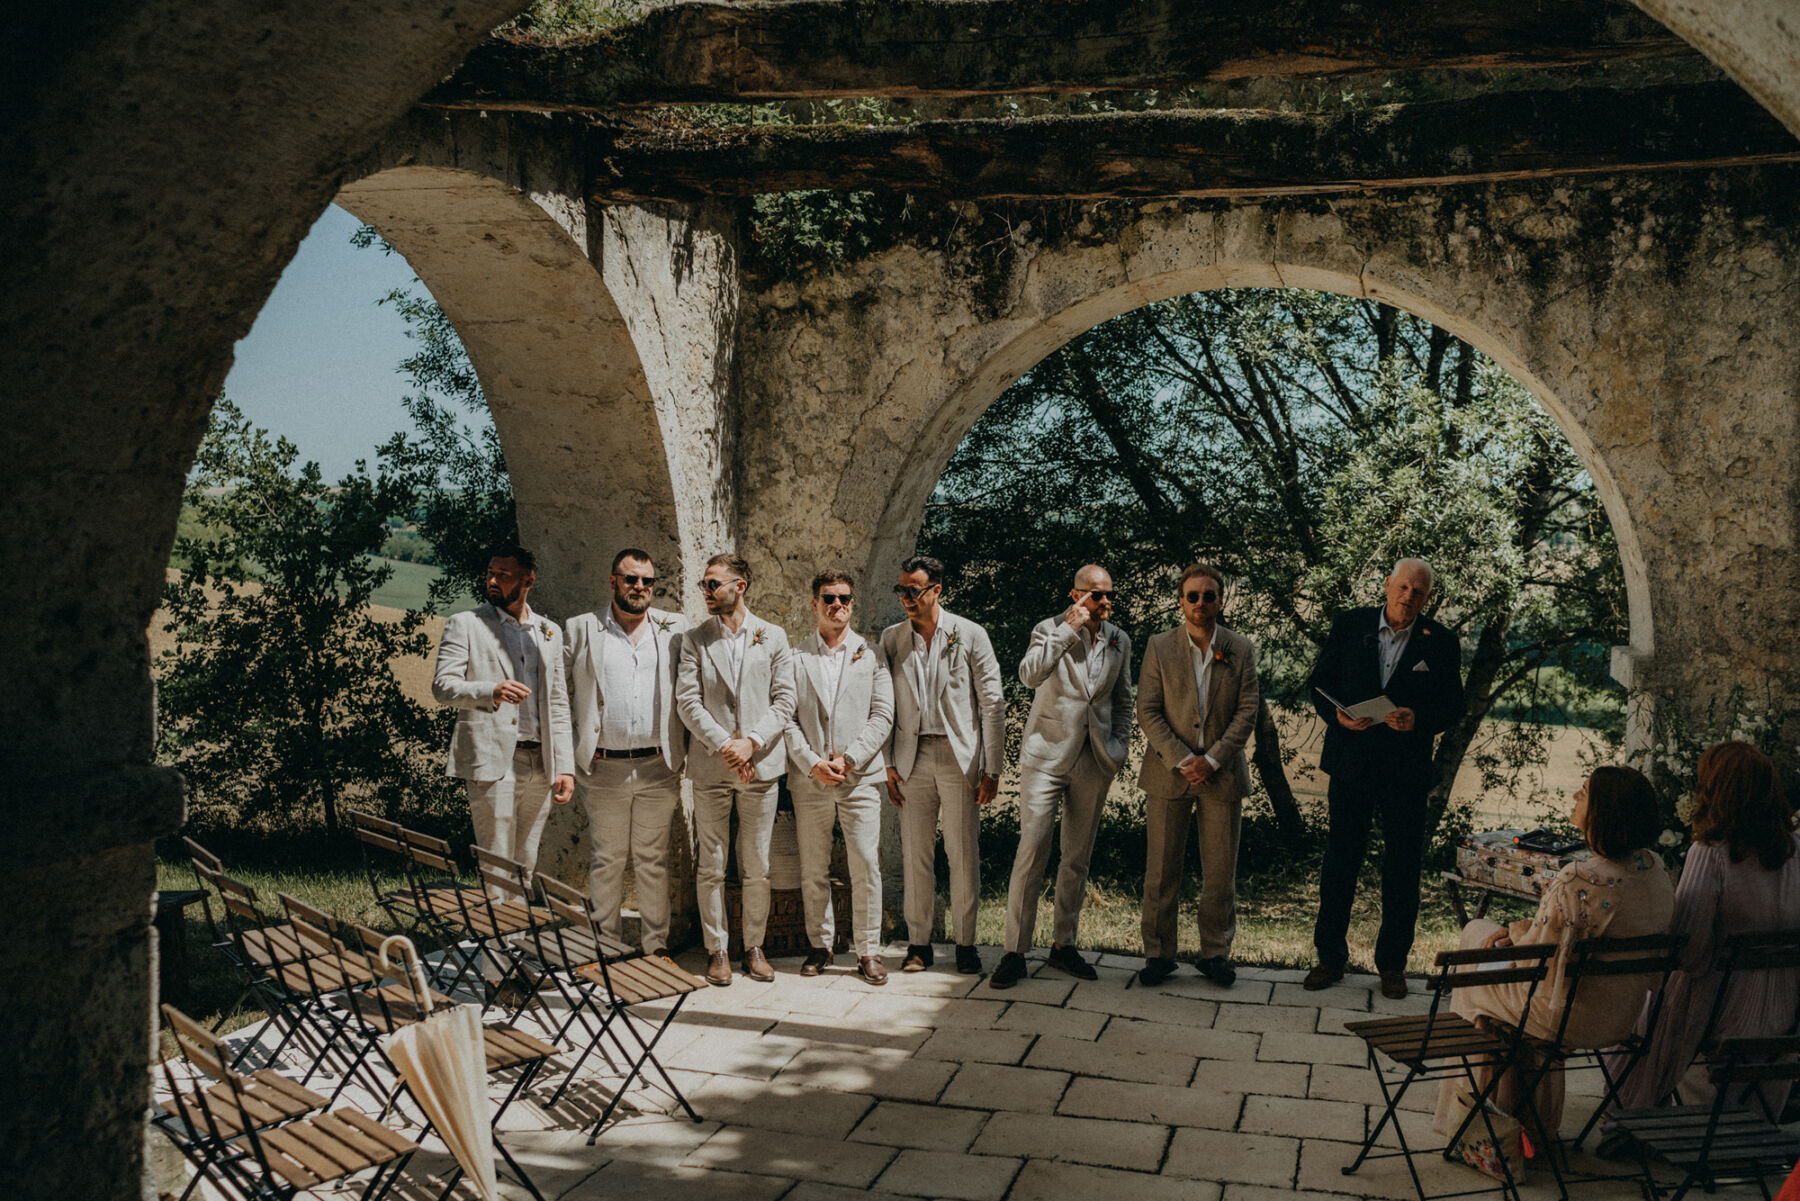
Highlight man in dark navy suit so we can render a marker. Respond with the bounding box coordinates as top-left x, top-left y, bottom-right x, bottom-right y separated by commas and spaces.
1302, 558, 1465, 999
